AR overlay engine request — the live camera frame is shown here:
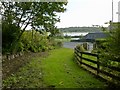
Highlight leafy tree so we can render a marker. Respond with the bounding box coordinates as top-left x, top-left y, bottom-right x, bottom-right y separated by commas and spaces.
108, 23, 120, 60
59, 27, 102, 32
1, 2, 67, 53
96, 23, 120, 69
2, 21, 20, 53
1, 2, 67, 36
